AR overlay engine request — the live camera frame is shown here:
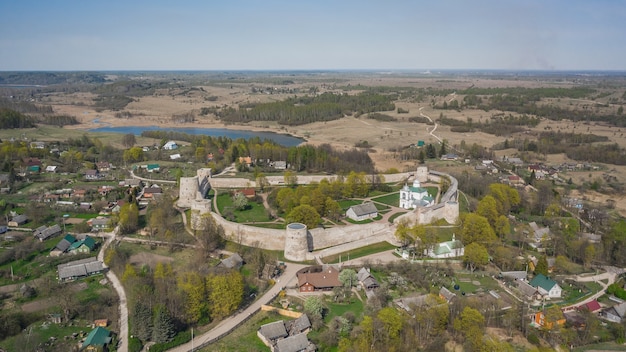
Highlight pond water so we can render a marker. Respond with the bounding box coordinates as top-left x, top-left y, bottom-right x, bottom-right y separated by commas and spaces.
88, 126, 305, 147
